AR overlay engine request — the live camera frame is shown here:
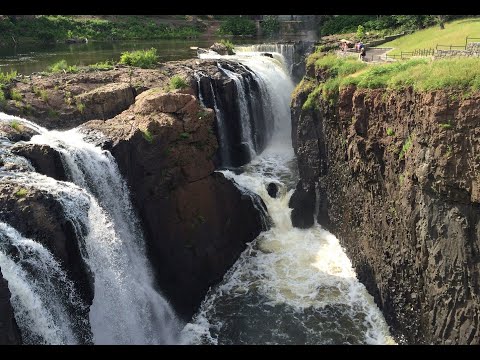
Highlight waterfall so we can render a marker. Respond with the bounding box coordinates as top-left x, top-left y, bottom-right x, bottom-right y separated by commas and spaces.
0, 221, 90, 345
0, 113, 181, 344
235, 43, 295, 74
196, 51, 294, 167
